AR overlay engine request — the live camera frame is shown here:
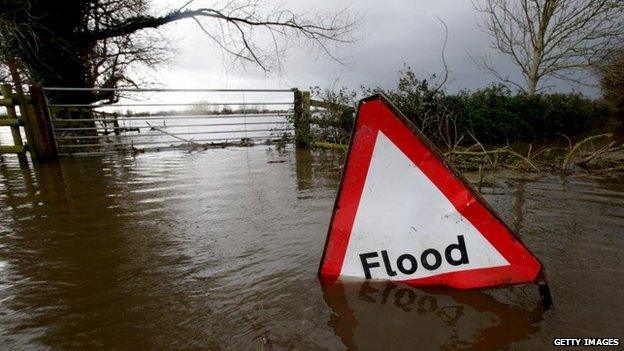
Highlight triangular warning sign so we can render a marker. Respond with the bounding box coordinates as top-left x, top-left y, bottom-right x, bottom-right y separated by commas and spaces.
319, 94, 544, 289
